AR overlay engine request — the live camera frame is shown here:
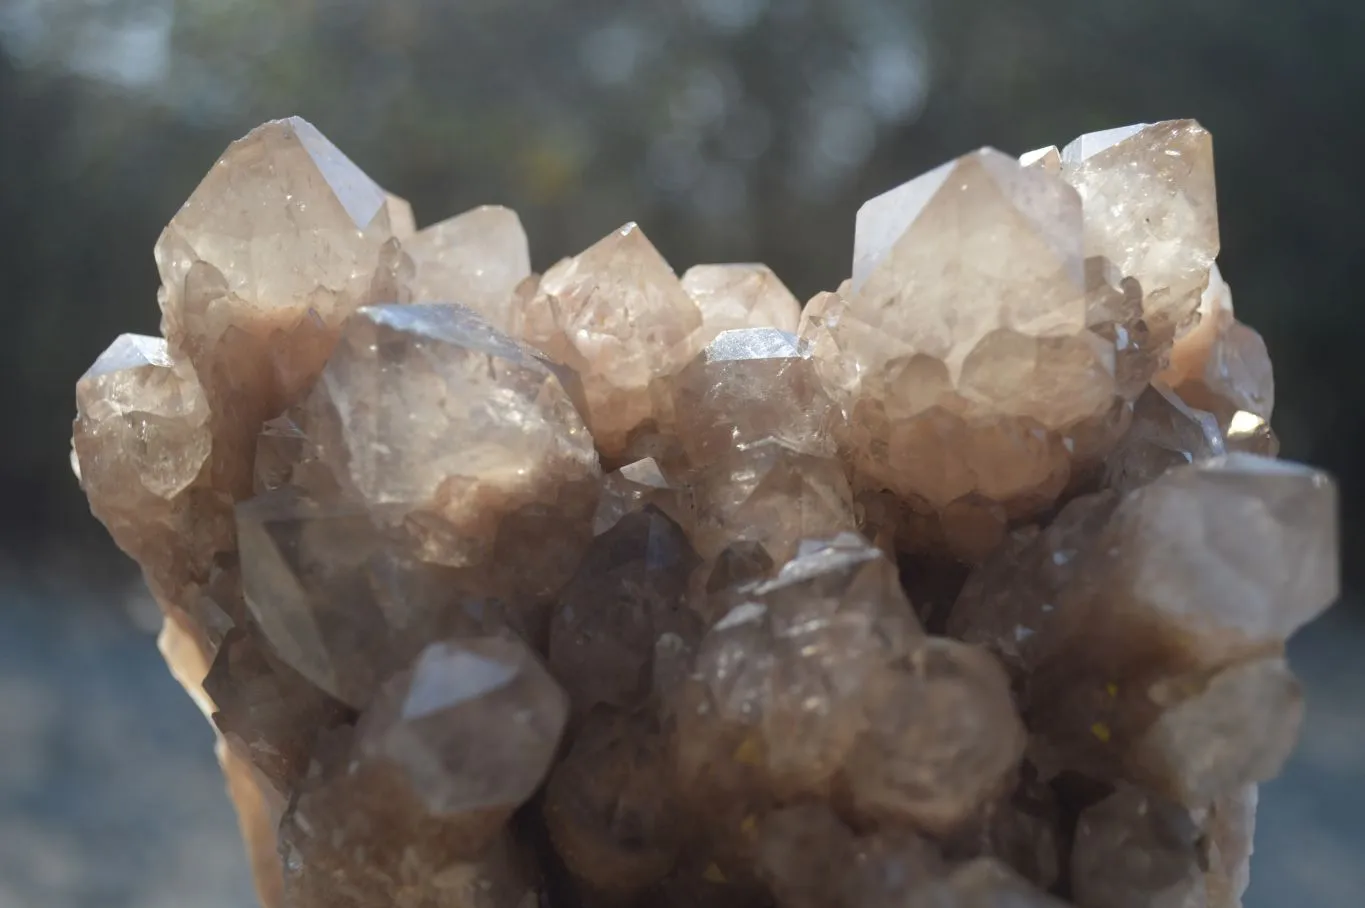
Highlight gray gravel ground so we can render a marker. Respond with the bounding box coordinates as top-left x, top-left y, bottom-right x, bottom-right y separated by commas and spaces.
1, 565, 1361, 908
